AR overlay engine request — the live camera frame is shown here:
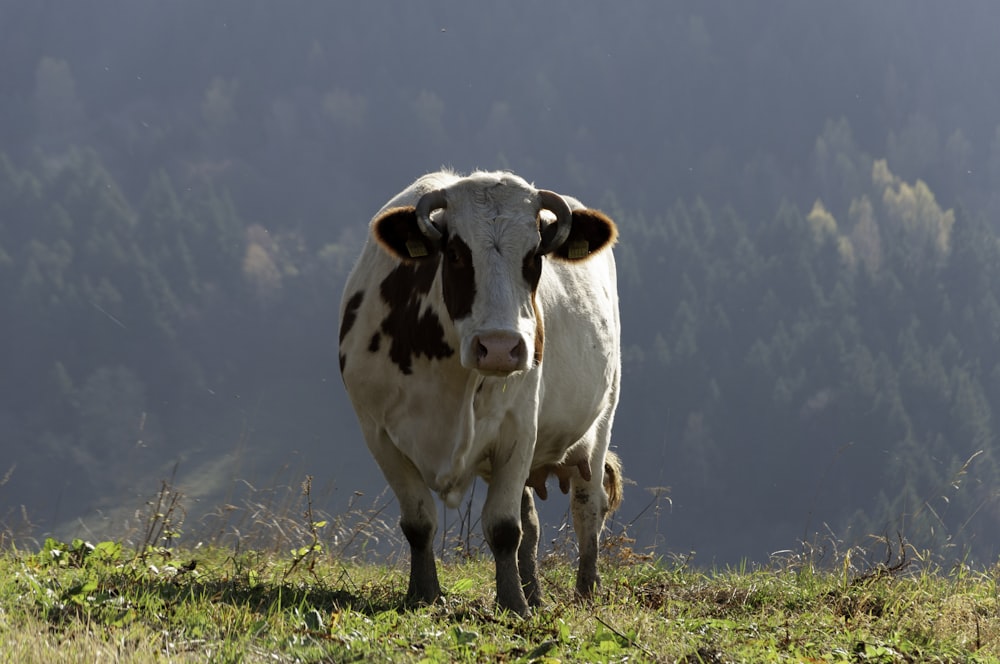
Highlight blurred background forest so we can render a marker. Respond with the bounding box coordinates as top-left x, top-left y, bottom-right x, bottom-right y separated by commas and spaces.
2, 1, 1000, 566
